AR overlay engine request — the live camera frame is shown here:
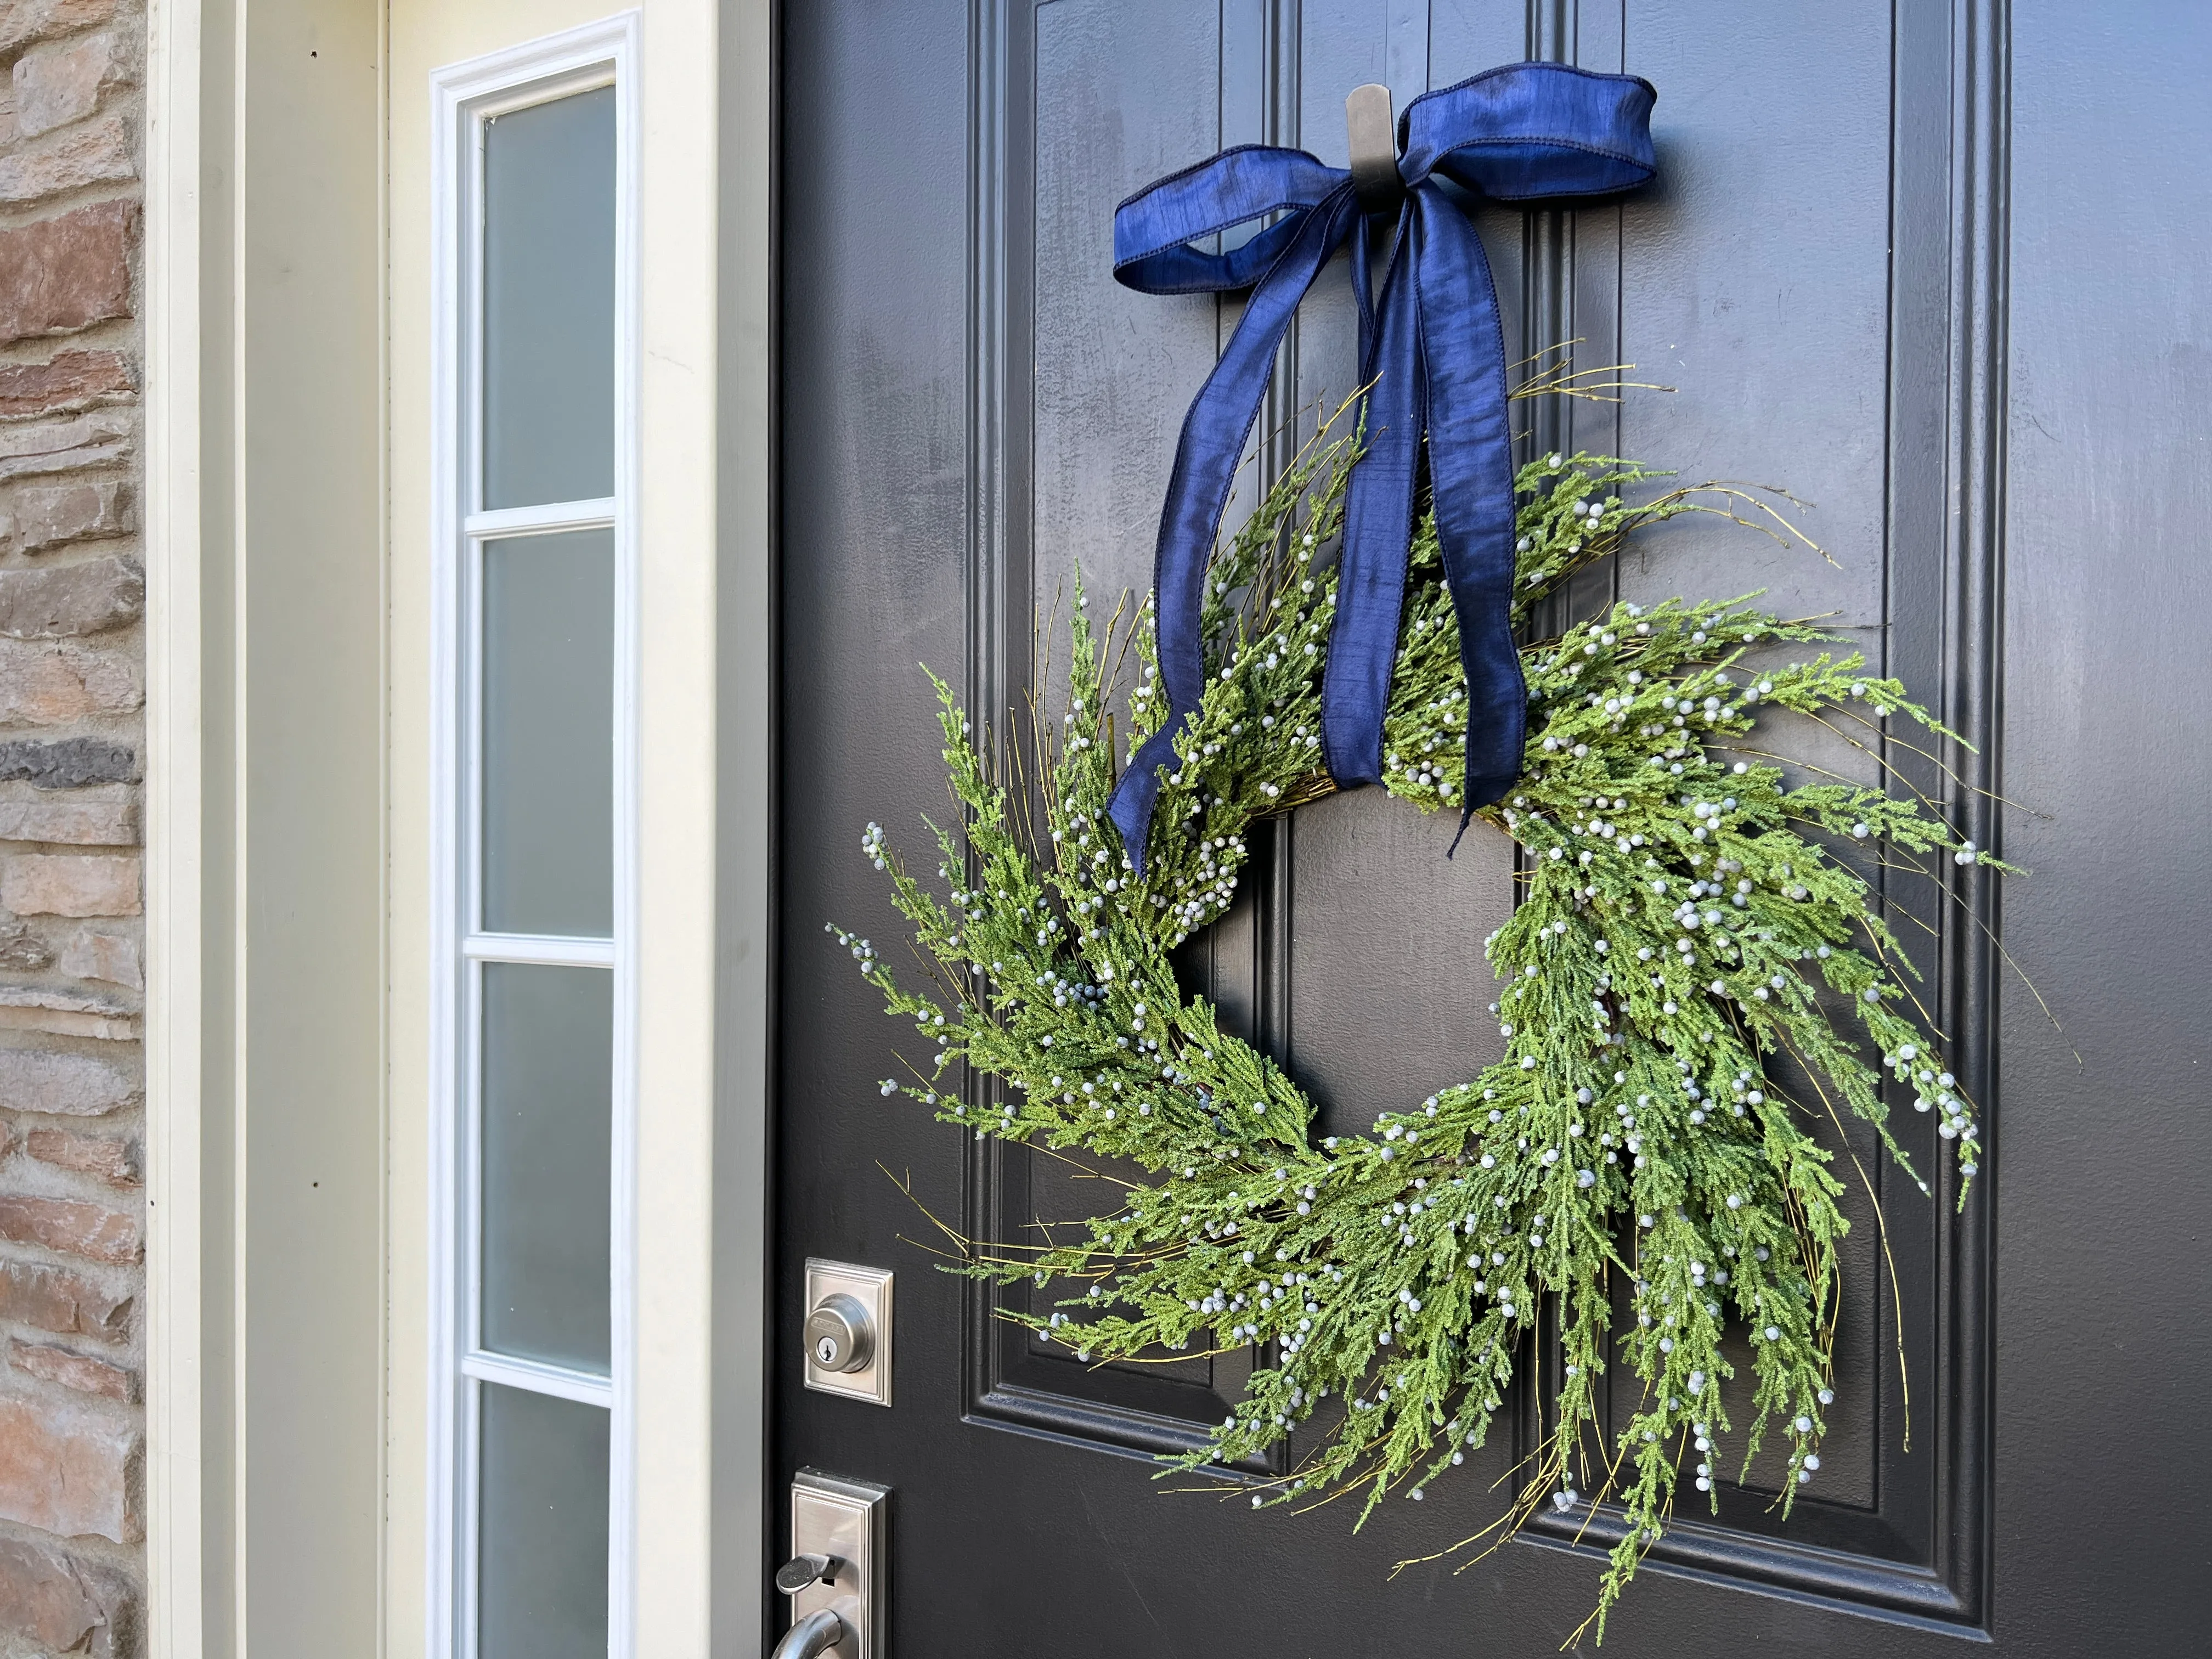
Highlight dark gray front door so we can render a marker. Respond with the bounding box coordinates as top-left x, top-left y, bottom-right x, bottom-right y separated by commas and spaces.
775, 3, 2210, 1652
